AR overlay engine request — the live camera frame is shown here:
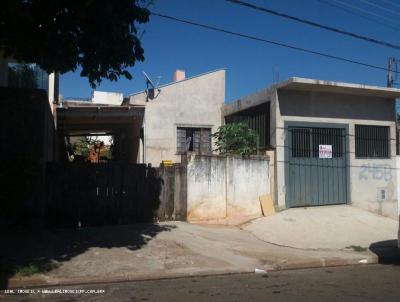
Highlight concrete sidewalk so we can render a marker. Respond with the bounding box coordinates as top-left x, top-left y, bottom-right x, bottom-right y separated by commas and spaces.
242, 205, 398, 249
2, 210, 389, 289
